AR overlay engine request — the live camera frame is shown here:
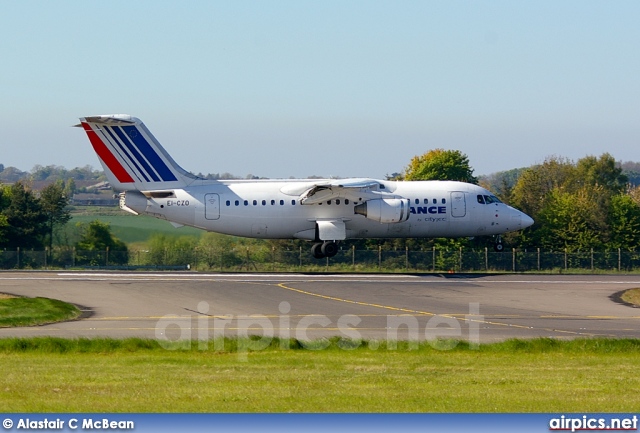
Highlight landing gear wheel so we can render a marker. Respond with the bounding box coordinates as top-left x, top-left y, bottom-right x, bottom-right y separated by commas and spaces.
494, 242, 504, 252
321, 241, 338, 258
312, 243, 325, 259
